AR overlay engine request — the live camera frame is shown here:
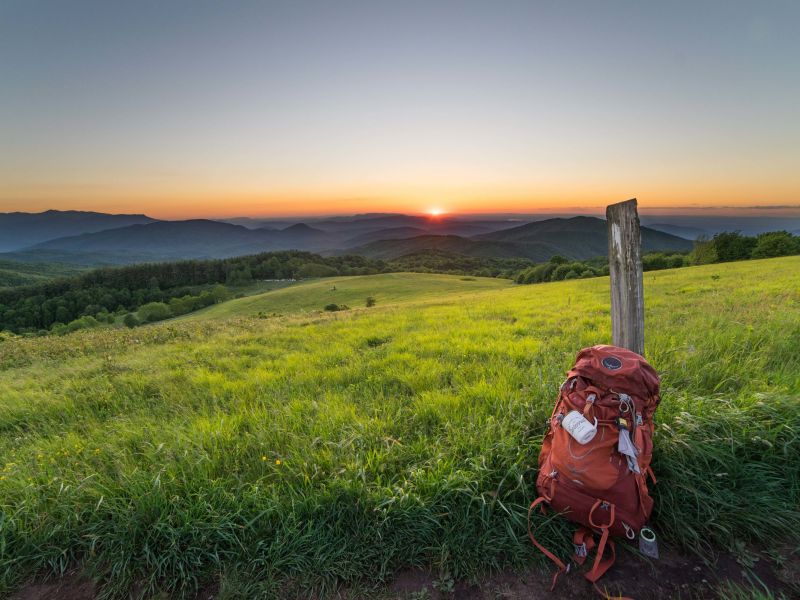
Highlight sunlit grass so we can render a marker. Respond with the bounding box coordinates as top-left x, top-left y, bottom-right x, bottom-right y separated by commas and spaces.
181, 272, 511, 320
0, 257, 798, 598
